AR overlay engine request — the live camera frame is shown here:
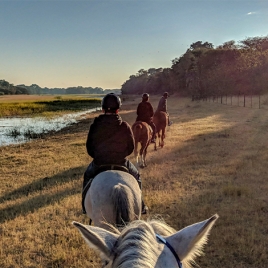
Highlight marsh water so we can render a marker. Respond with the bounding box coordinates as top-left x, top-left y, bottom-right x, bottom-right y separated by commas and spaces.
0, 108, 100, 147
